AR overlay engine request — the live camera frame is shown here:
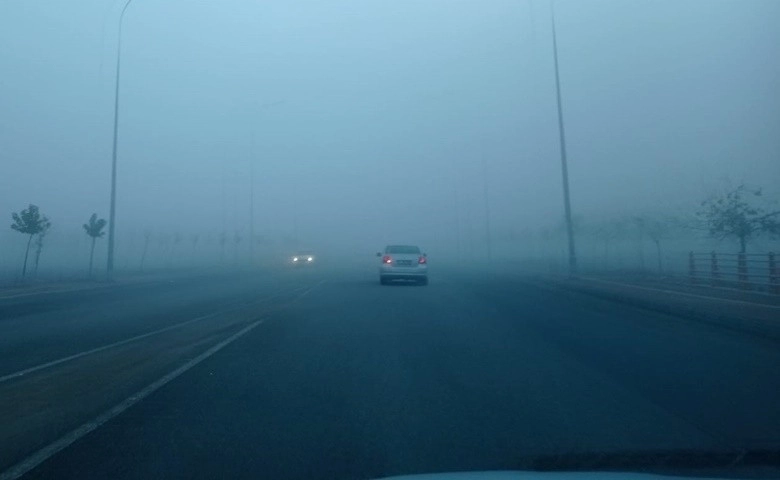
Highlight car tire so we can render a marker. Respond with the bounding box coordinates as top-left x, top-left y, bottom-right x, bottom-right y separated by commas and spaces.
419, 277, 428, 286
380, 277, 387, 285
